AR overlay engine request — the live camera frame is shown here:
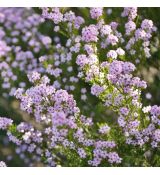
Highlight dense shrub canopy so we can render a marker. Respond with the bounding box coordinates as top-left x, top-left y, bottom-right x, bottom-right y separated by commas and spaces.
0, 7, 160, 167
